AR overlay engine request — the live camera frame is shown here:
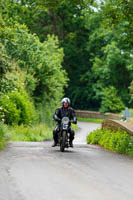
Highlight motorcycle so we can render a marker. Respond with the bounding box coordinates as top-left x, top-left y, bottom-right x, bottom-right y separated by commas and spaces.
58, 117, 72, 152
